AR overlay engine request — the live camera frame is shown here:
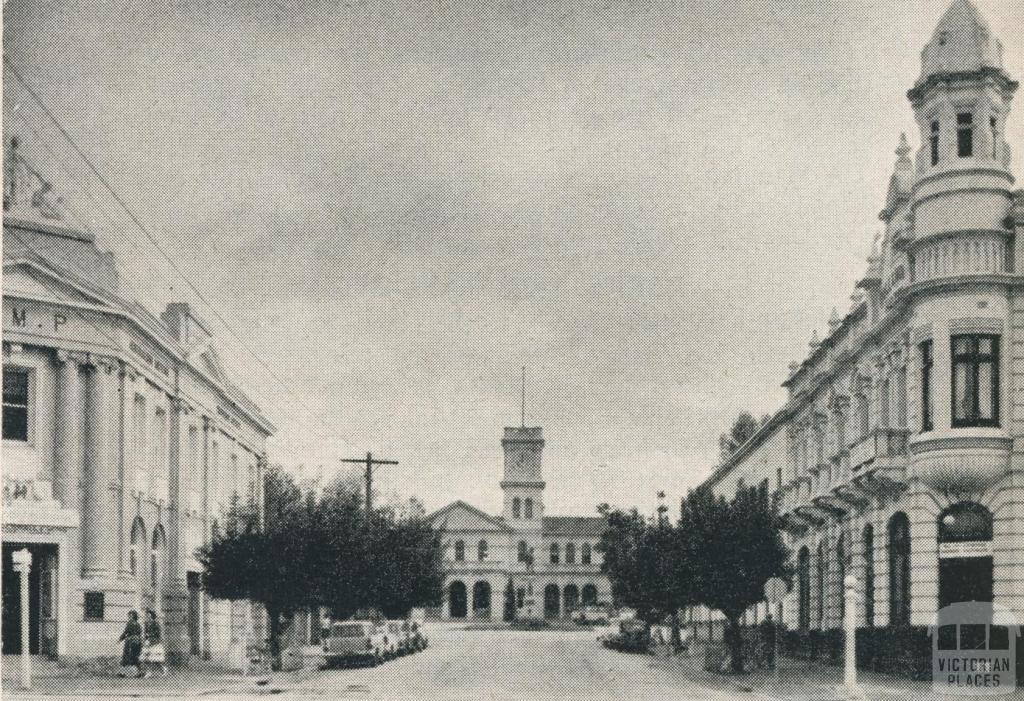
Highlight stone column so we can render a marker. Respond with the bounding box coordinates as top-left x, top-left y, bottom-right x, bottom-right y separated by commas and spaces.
52, 351, 84, 510
165, 395, 188, 662
82, 358, 119, 579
